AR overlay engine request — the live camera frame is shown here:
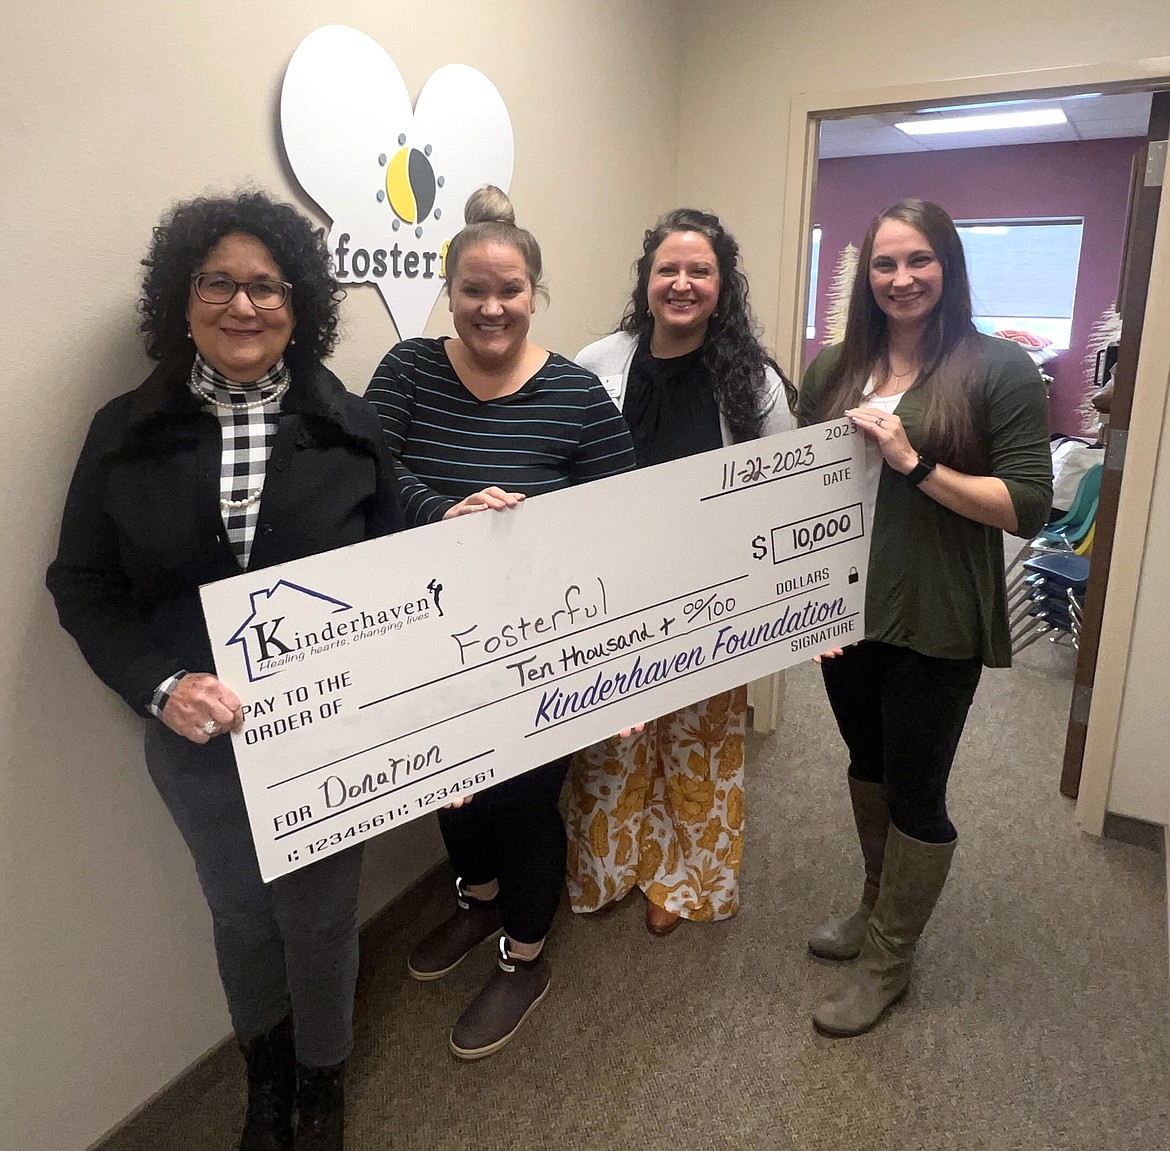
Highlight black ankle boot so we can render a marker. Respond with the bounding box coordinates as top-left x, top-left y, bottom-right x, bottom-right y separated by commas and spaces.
239, 1015, 295, 1151
295, 1061, 345, 1151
